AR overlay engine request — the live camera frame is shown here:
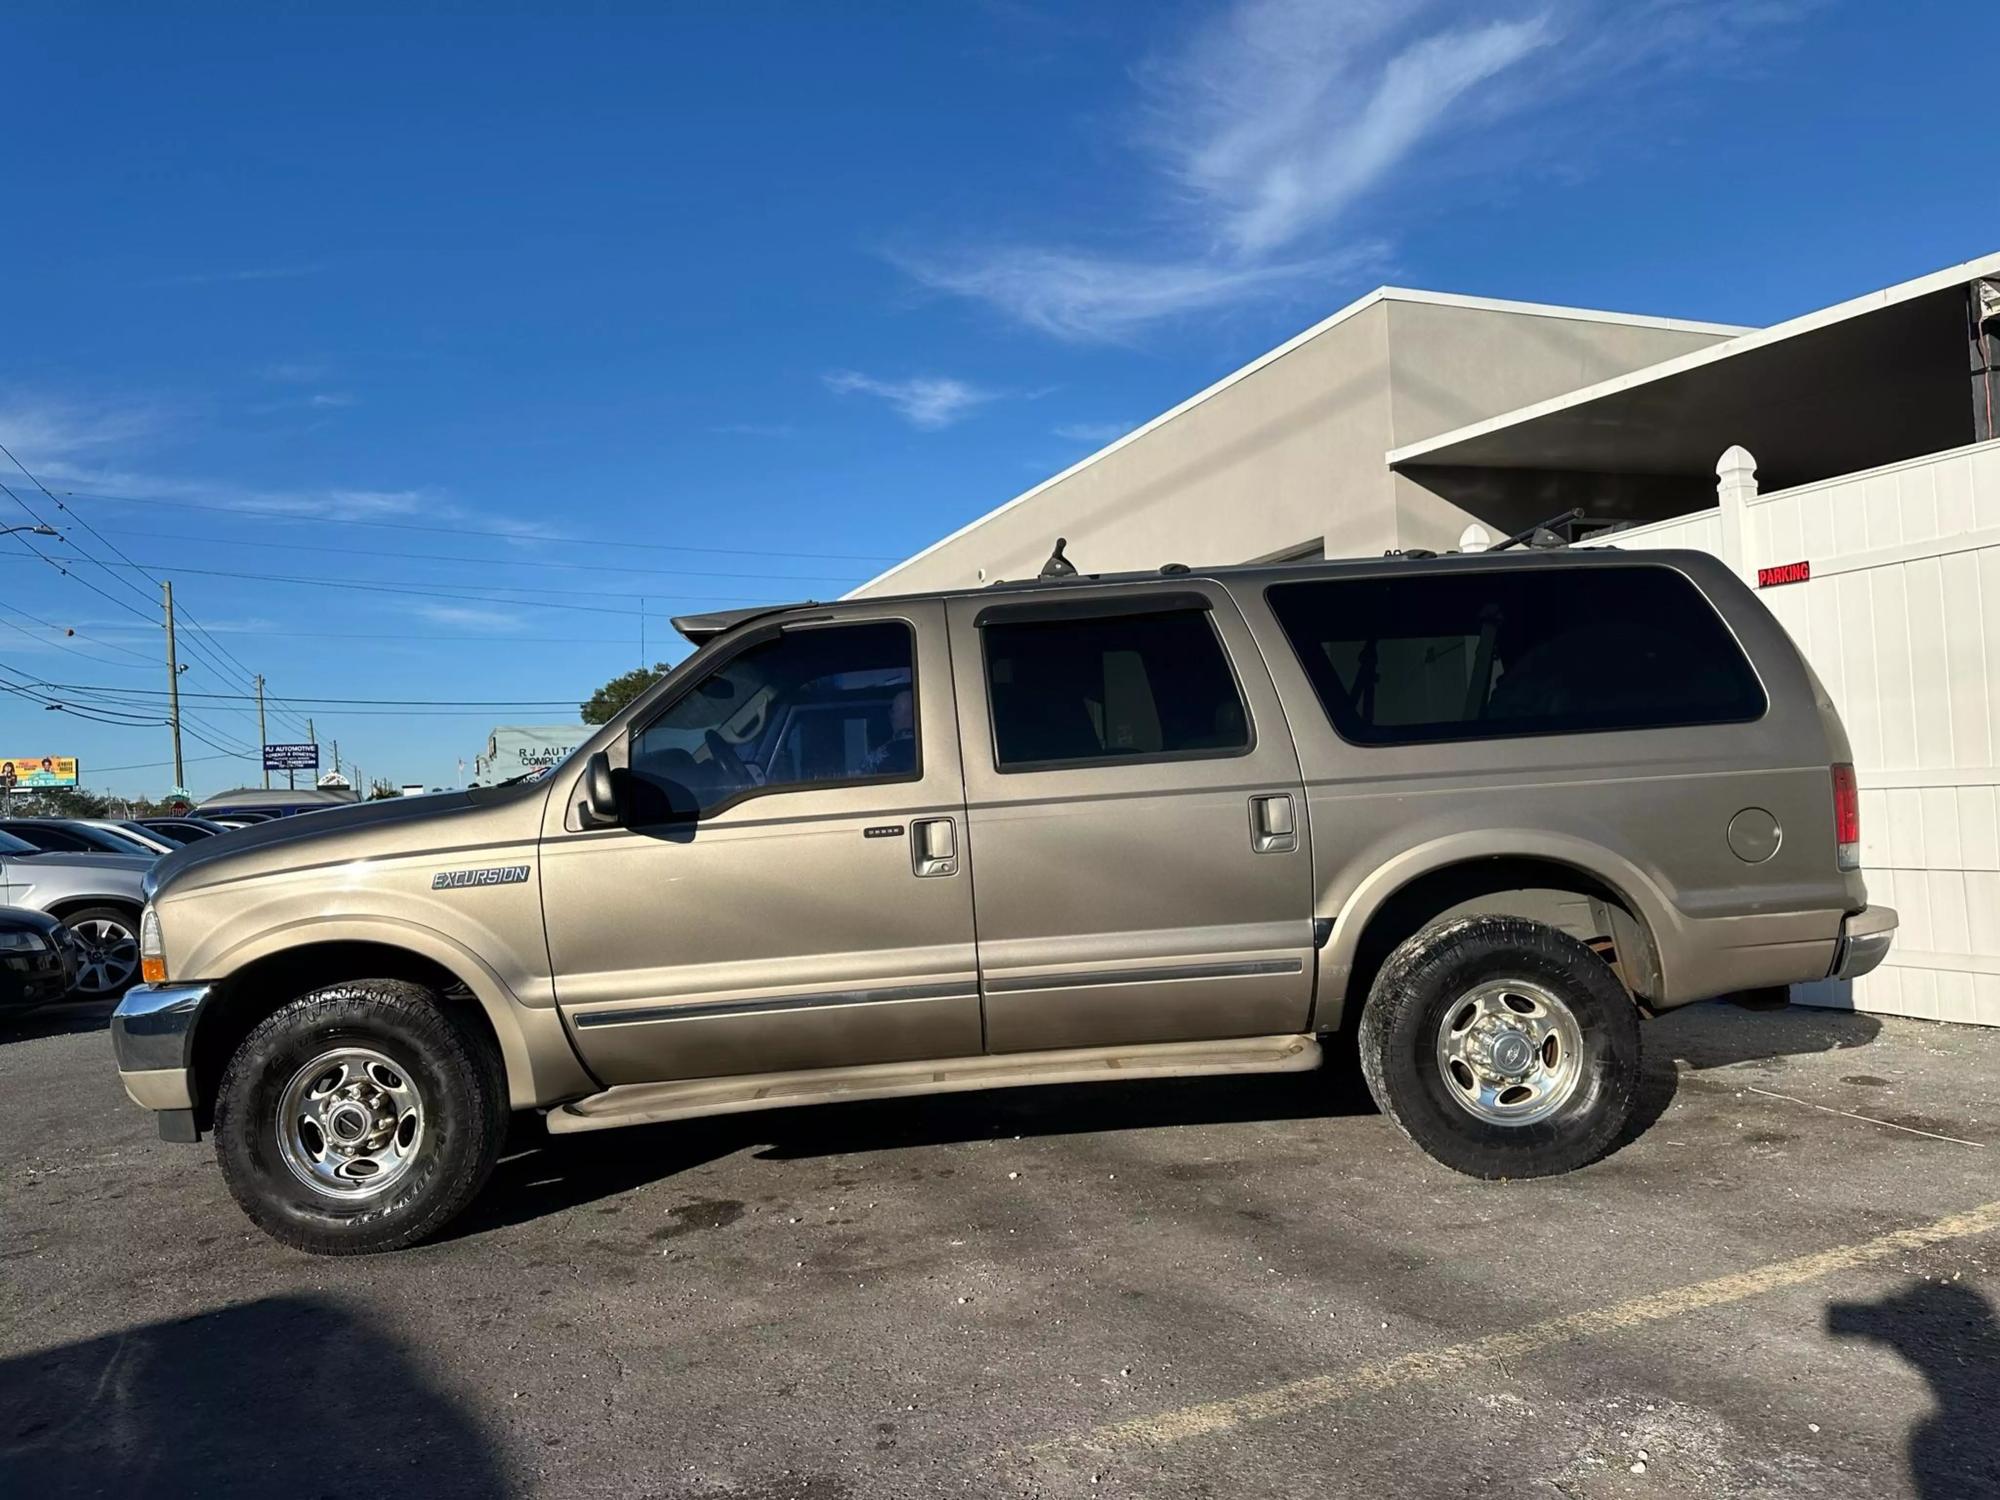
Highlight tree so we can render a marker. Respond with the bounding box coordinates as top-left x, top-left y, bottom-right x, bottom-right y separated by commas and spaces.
581, 662, 670, 725
7, 786, 113, 818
